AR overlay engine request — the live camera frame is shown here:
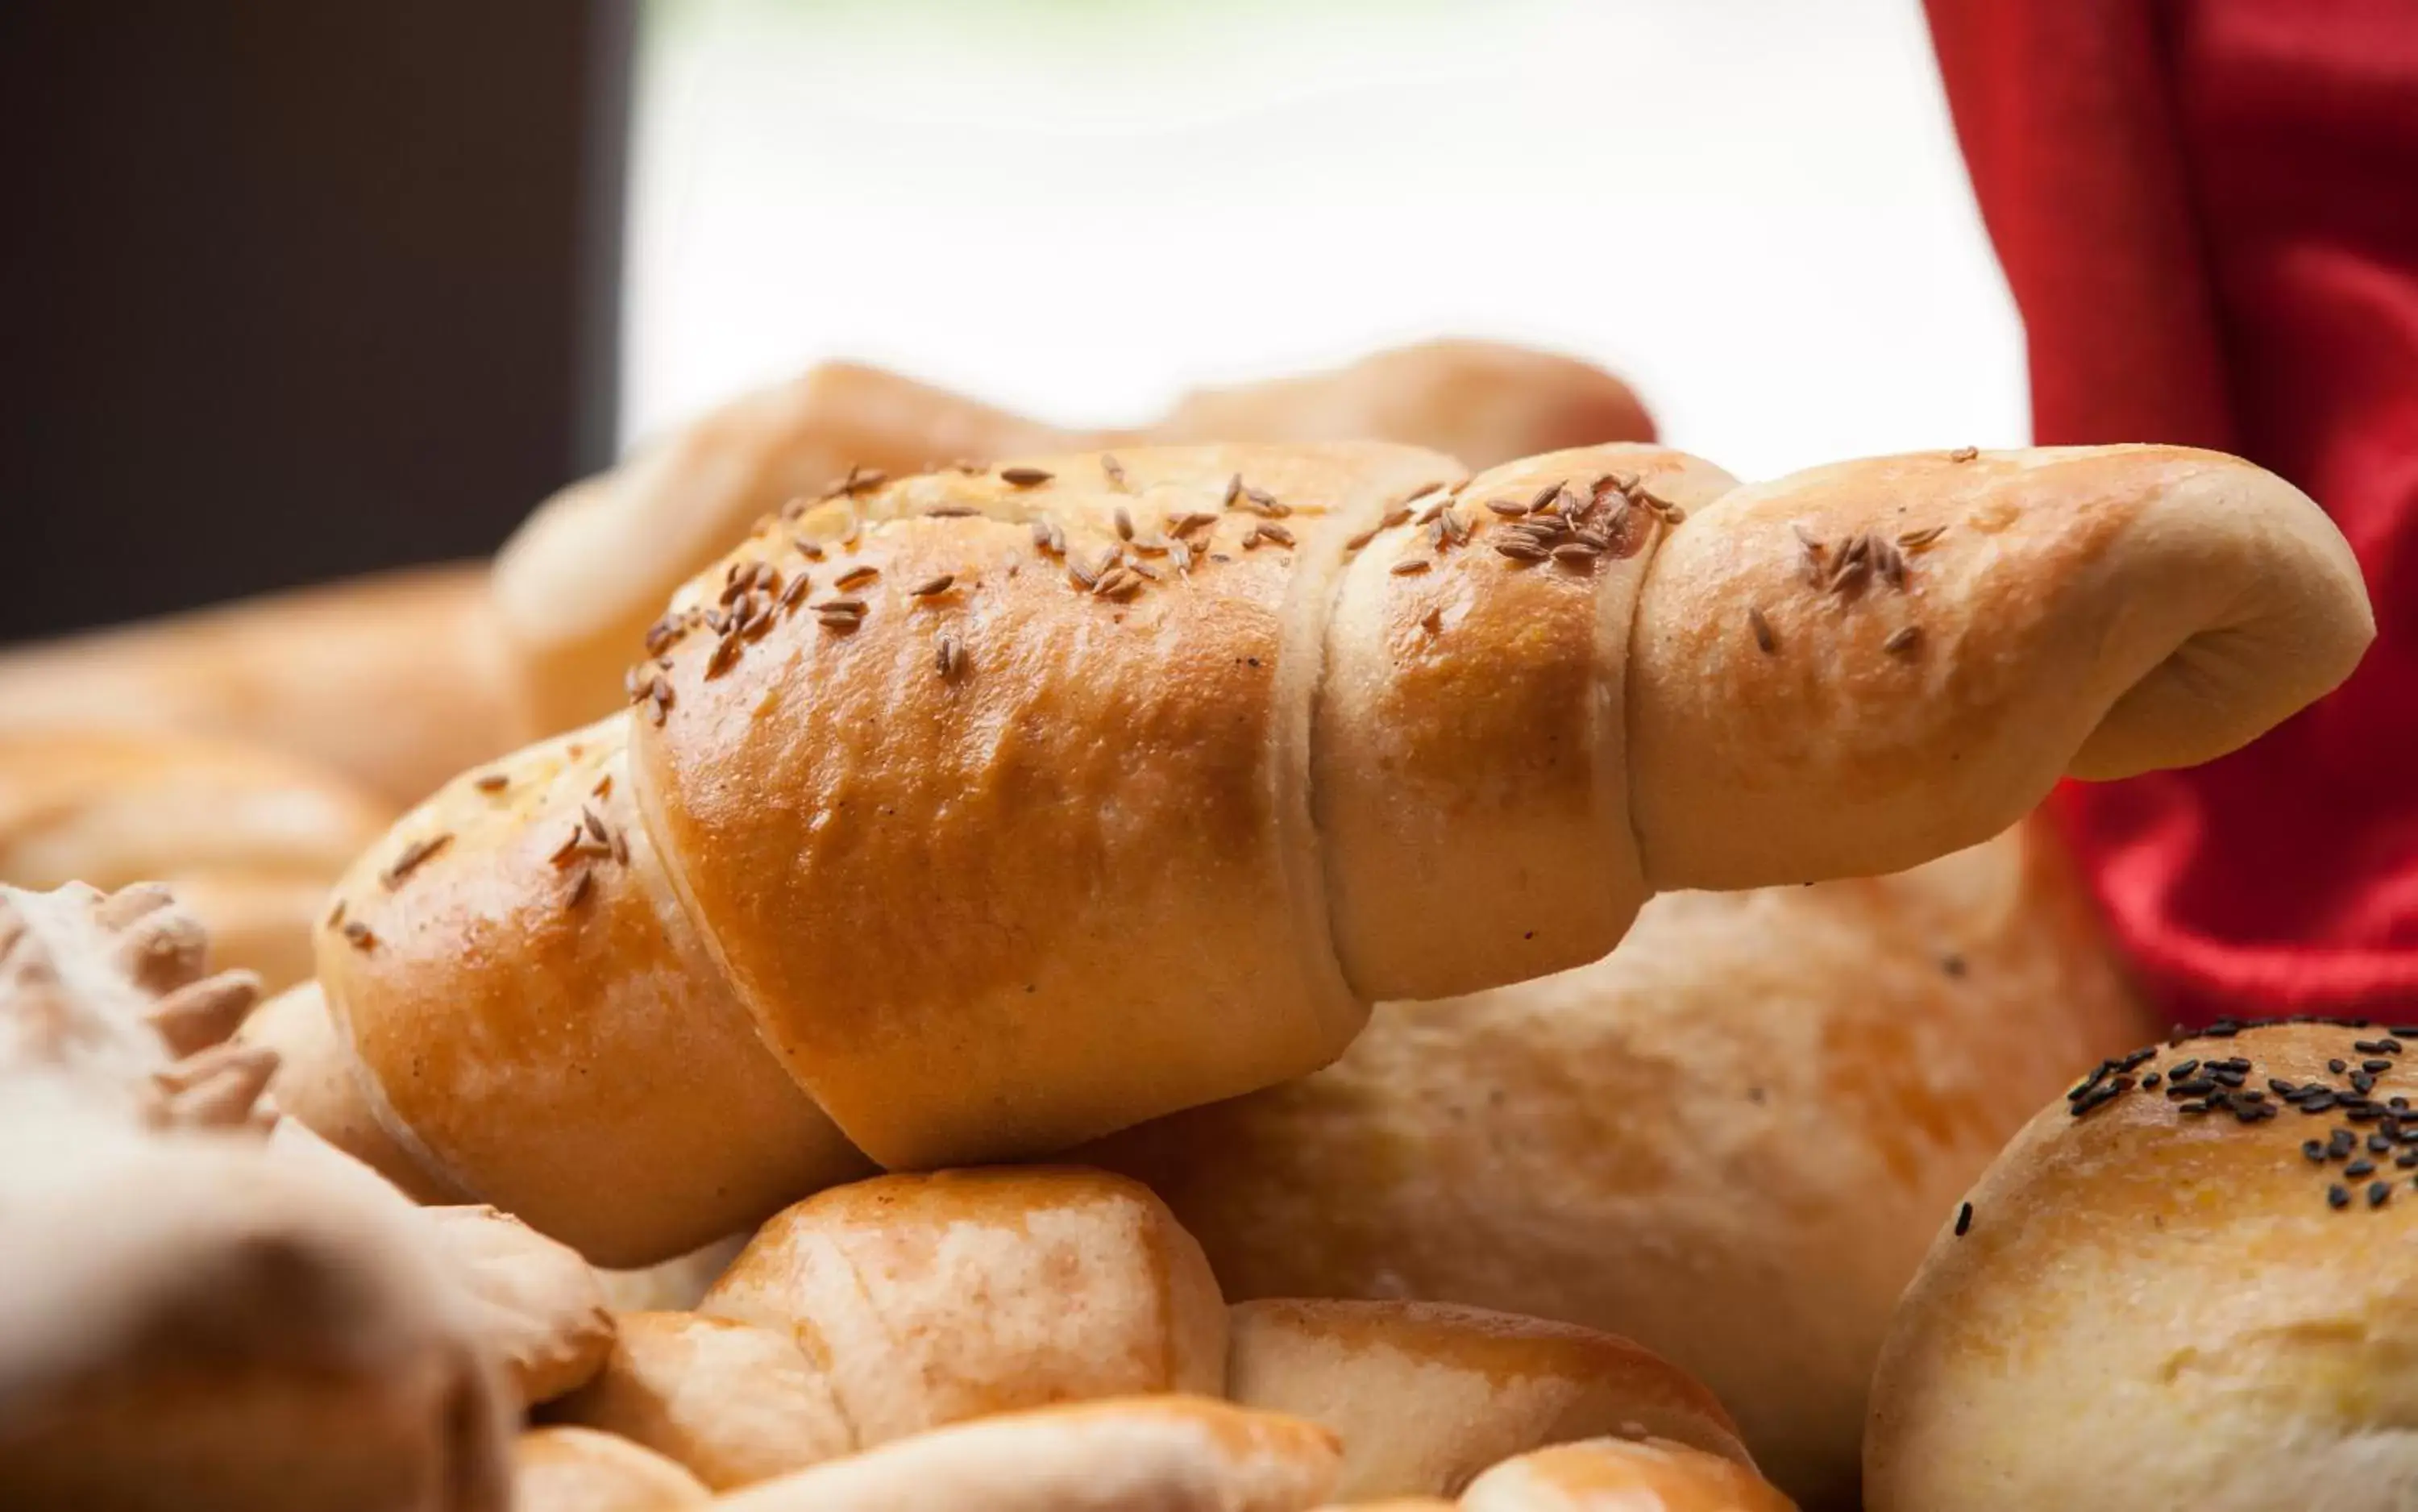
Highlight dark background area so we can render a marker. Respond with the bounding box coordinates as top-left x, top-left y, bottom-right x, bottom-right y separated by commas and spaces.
0, 1, 632, 642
